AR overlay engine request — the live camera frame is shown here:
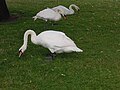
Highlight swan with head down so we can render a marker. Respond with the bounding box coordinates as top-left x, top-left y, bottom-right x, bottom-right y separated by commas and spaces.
33, 8, 66, 21
19, 30, 83, 59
